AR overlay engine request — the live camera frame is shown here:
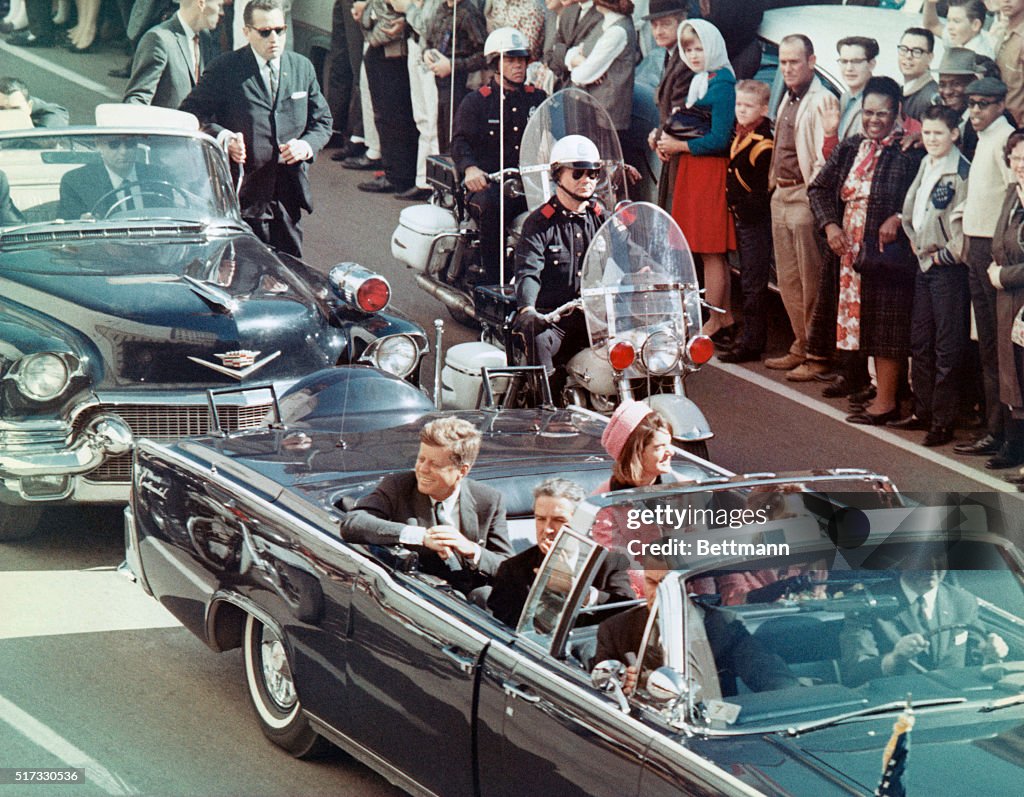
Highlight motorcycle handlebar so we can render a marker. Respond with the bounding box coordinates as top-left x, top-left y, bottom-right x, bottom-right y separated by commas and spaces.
542, 299, 582, 325
487, 167, 521, 183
